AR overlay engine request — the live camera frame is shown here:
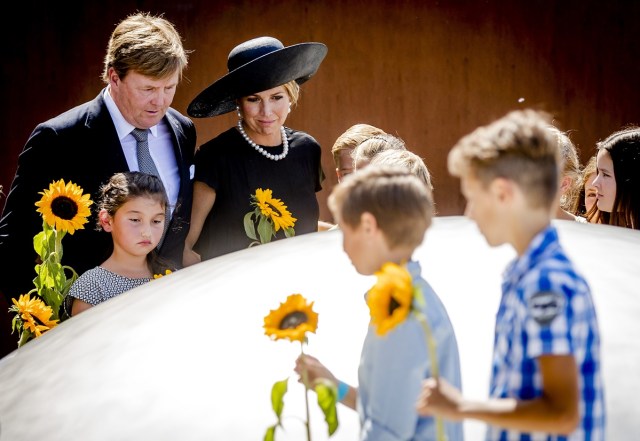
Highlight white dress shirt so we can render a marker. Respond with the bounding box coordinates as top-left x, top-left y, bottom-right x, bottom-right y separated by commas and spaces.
103, 87, 180, 216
